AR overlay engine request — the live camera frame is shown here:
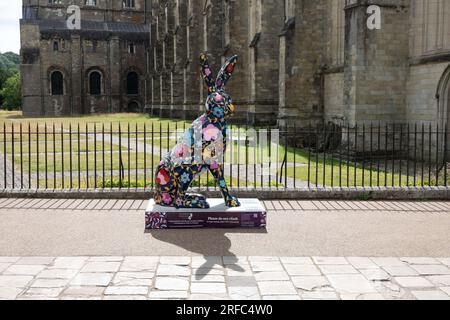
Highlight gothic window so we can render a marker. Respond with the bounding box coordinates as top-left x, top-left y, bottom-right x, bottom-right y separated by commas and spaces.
51, 71, 64, 96
127, 72, 139, 95
128, 42, 136, 55
89, 71, 102, 95
85, 0, 97, 6
123, 0, 135, 9
53, 40, 59, 52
